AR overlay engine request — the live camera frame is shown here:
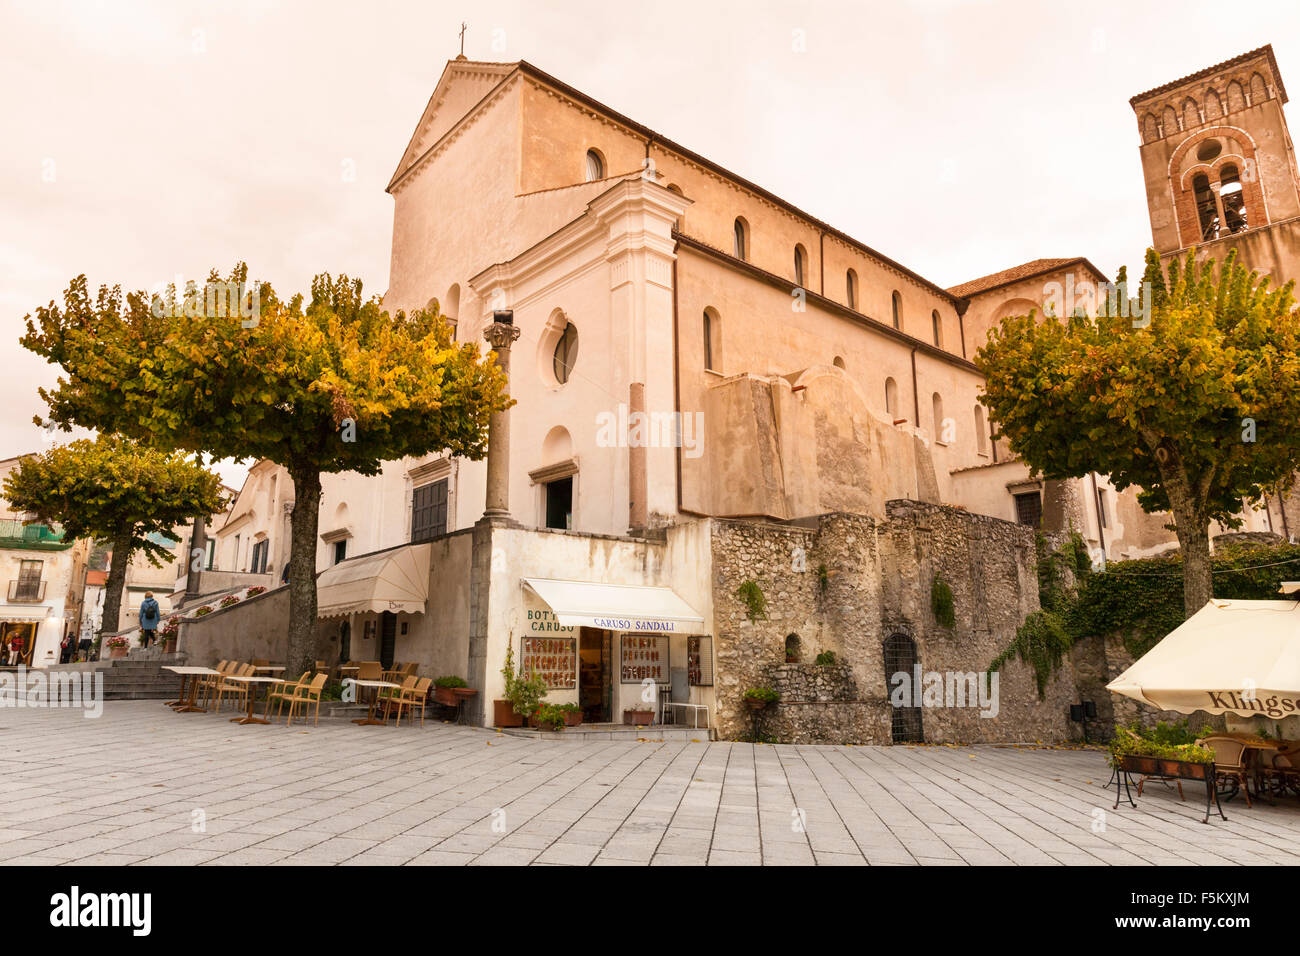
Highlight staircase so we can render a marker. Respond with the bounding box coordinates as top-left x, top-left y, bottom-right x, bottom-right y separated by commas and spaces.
42, 650, 186, 700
